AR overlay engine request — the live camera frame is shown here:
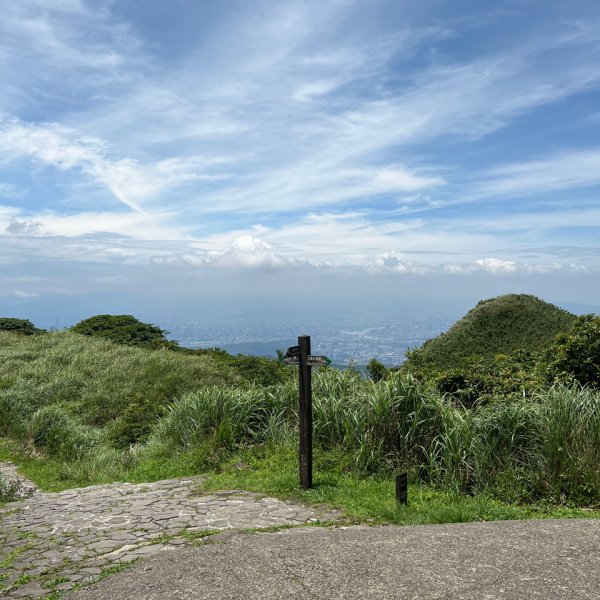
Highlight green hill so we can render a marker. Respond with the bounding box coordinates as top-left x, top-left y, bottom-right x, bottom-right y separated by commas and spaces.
404, 294, 576, 371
